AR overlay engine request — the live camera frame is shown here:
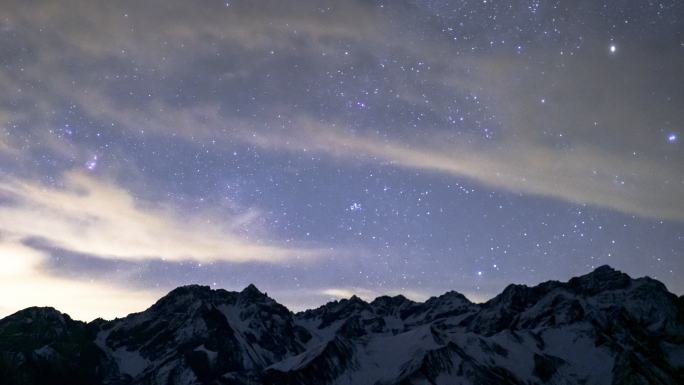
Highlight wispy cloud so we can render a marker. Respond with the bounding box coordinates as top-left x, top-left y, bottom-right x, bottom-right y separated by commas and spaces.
0, 171, 319, 263
244, 118, 684, 221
